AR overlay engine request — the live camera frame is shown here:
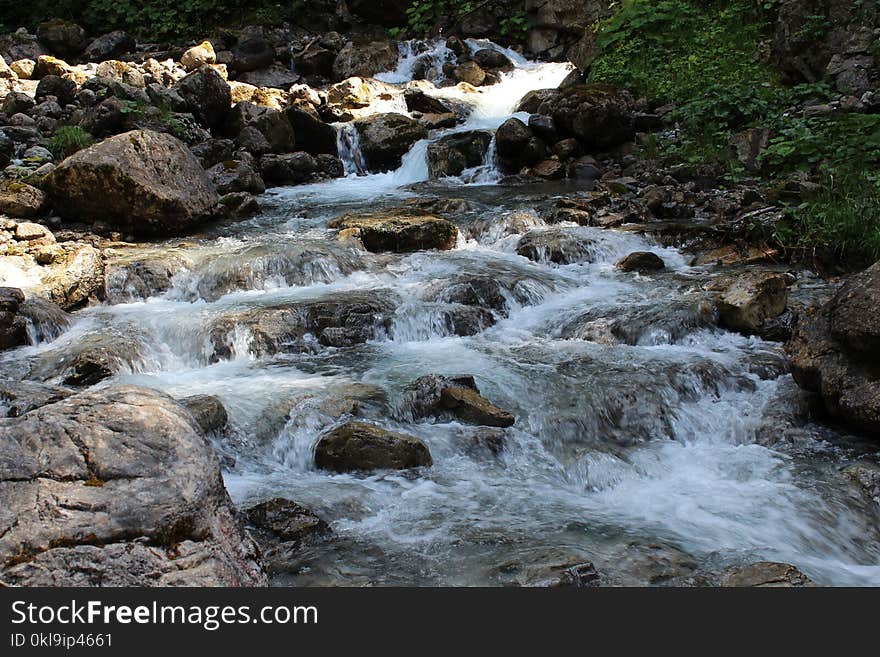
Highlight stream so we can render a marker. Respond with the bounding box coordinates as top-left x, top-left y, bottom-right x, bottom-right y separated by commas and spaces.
3, 39, 880, 586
